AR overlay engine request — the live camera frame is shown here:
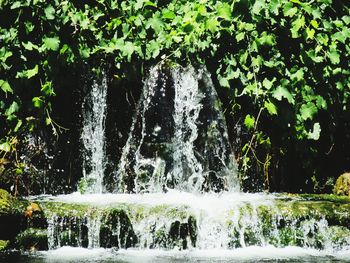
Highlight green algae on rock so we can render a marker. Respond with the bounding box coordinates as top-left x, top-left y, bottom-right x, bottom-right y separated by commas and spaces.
0, 240, 9, 251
